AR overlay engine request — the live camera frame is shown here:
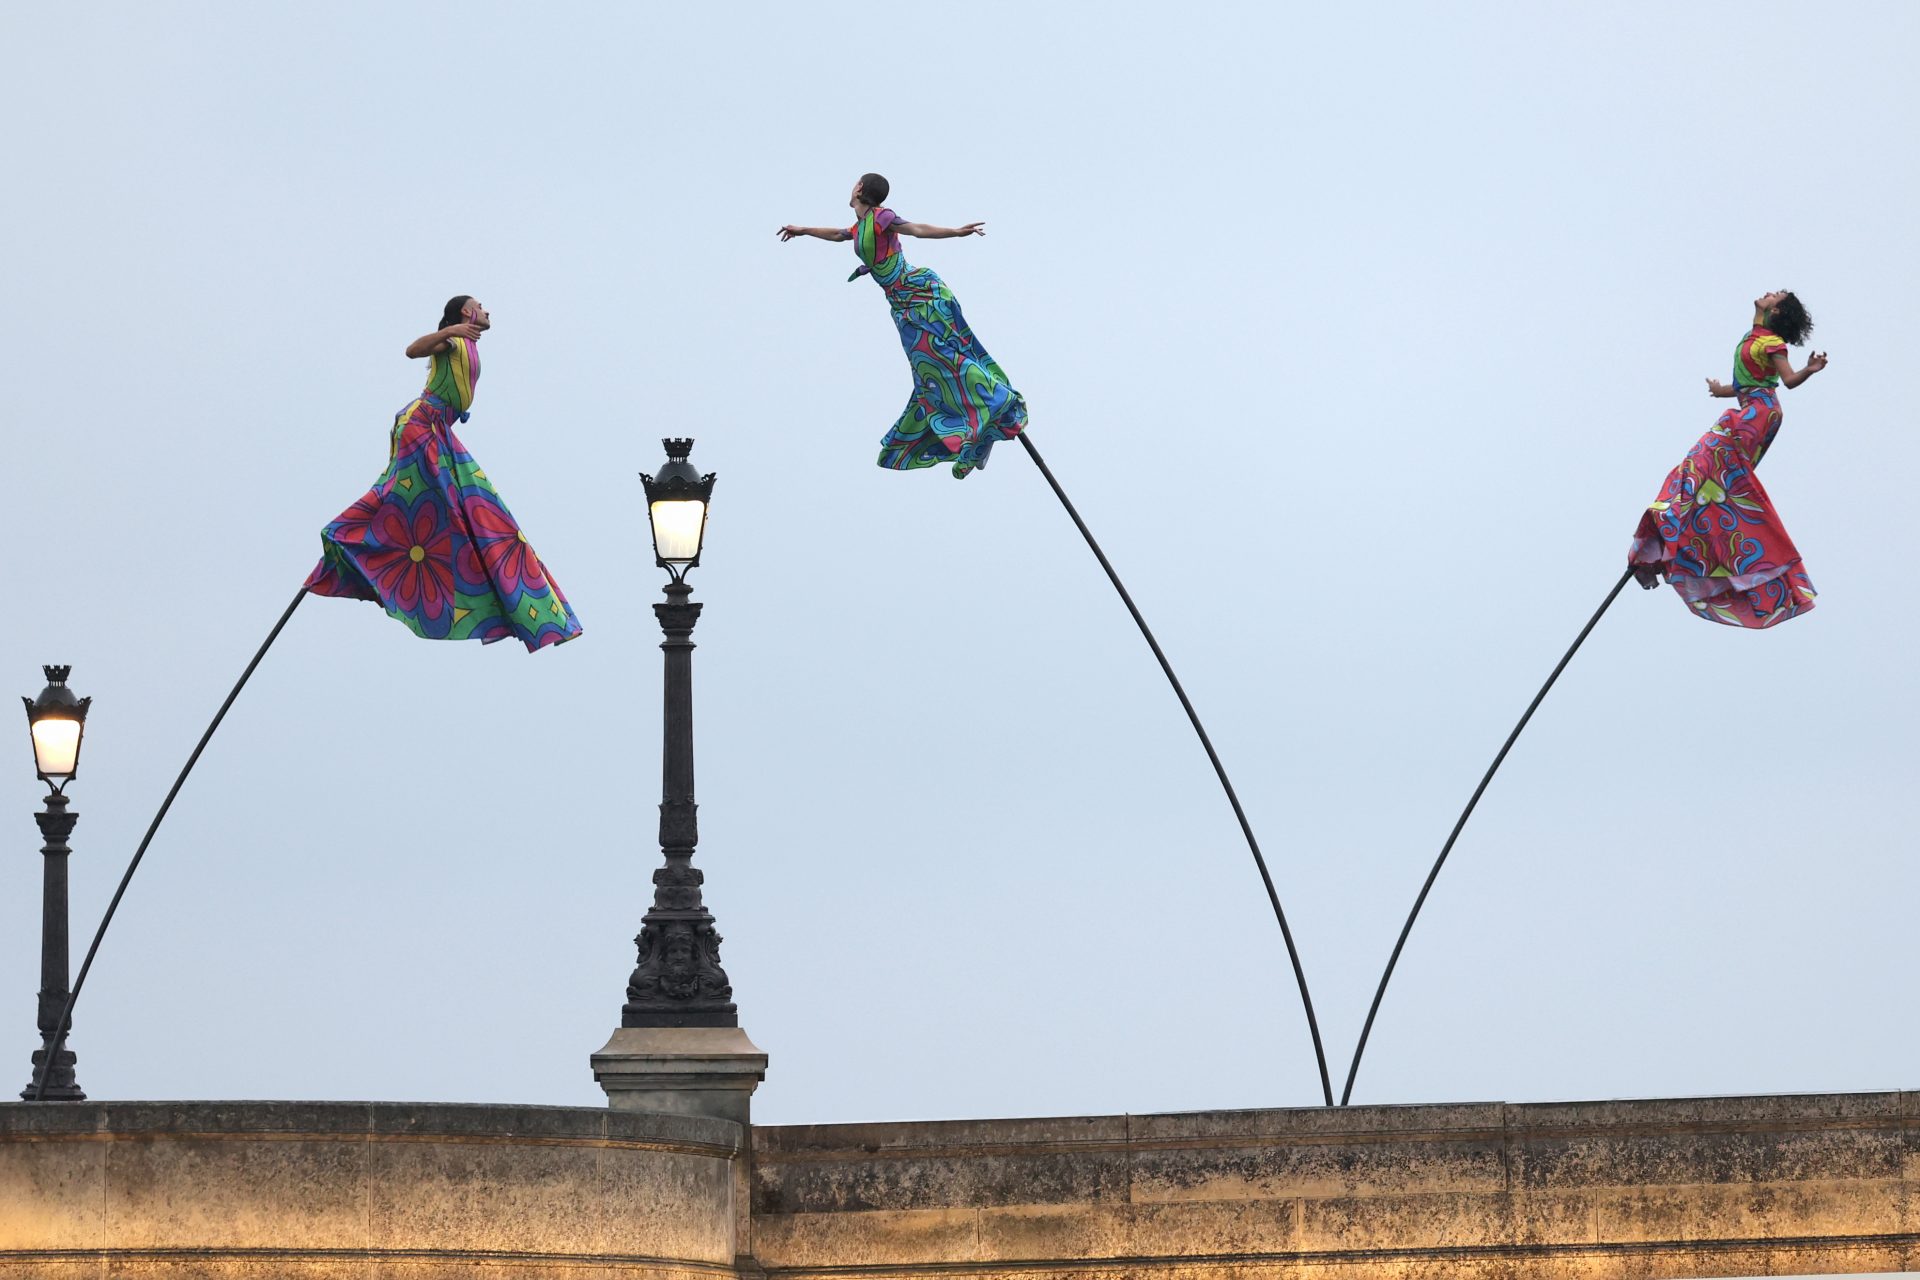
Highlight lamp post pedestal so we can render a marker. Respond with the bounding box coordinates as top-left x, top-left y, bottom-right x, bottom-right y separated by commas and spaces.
591, 1025, 766, 1125
21, 790, 83, 1102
